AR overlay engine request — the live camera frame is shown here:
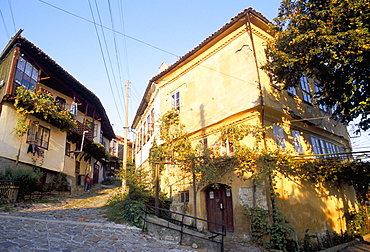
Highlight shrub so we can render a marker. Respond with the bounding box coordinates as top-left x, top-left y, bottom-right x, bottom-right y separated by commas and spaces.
101, 177, 121, 186
52, 172, 69, 191
0, 167, 43, 198
120, 200, 146, 228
